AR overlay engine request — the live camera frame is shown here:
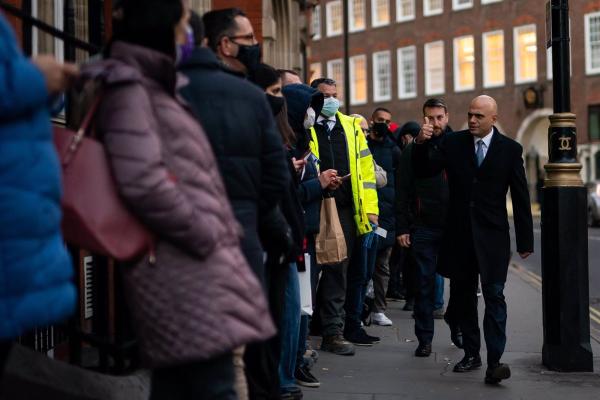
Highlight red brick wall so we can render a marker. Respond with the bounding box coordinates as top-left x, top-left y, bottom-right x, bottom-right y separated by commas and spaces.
1, 0, 23, 47
309, 0, 600, 145
212, 0, 263, 43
